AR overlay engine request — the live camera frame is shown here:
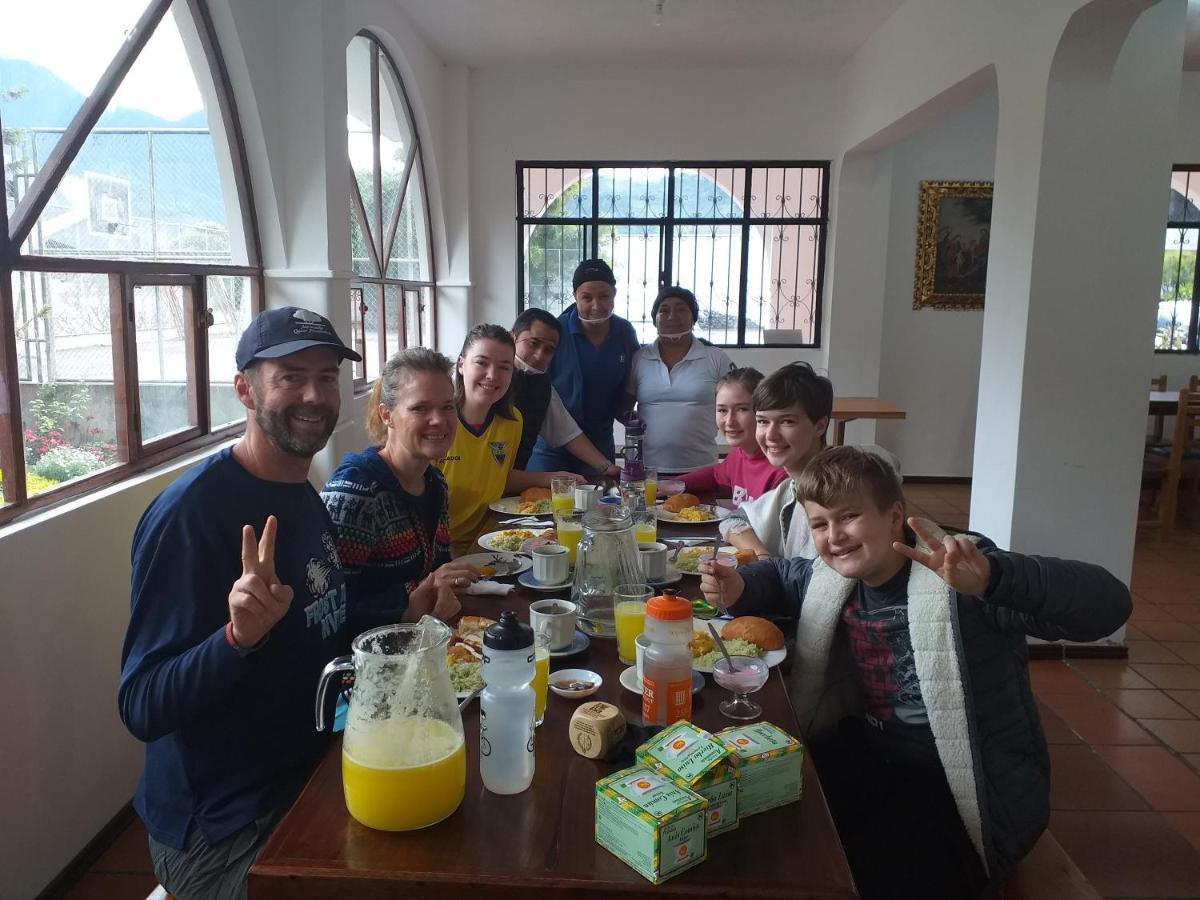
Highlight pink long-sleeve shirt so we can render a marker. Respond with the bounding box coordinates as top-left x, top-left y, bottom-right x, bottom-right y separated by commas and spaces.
681, 447, 788, 503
